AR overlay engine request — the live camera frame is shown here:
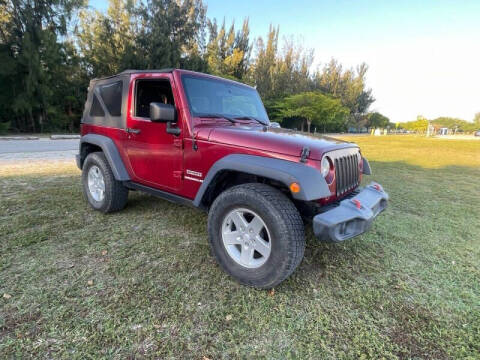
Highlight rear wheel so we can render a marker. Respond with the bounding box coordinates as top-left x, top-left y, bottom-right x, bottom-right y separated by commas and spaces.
208, 183, 305, 288
82, 152, 128, 213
